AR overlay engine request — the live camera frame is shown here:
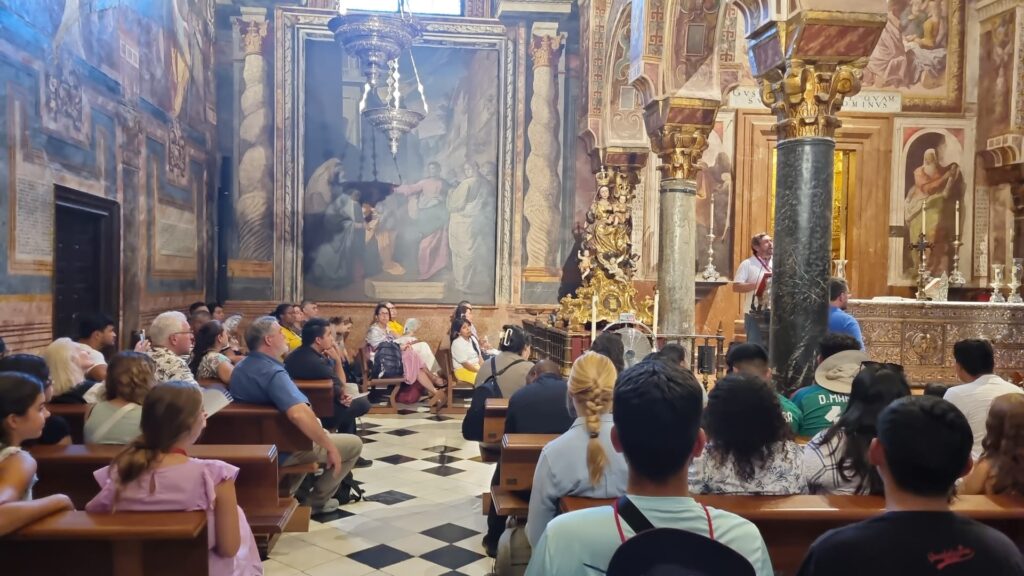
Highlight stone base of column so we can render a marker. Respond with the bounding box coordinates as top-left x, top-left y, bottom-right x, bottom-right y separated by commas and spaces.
657, 178, 698, 336
770, 137, 835, 392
